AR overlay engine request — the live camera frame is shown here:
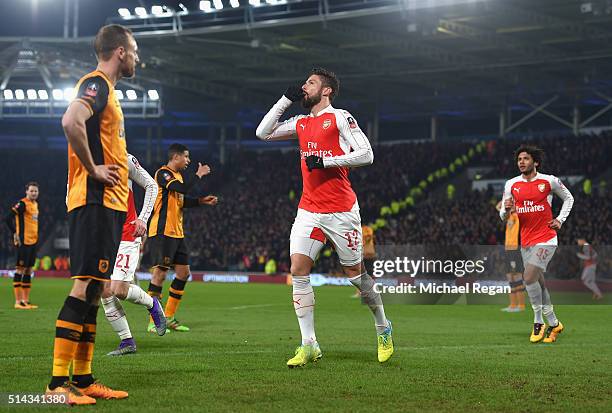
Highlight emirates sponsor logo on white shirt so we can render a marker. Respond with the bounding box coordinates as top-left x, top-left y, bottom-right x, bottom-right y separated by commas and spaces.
516, 200, 545, 214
